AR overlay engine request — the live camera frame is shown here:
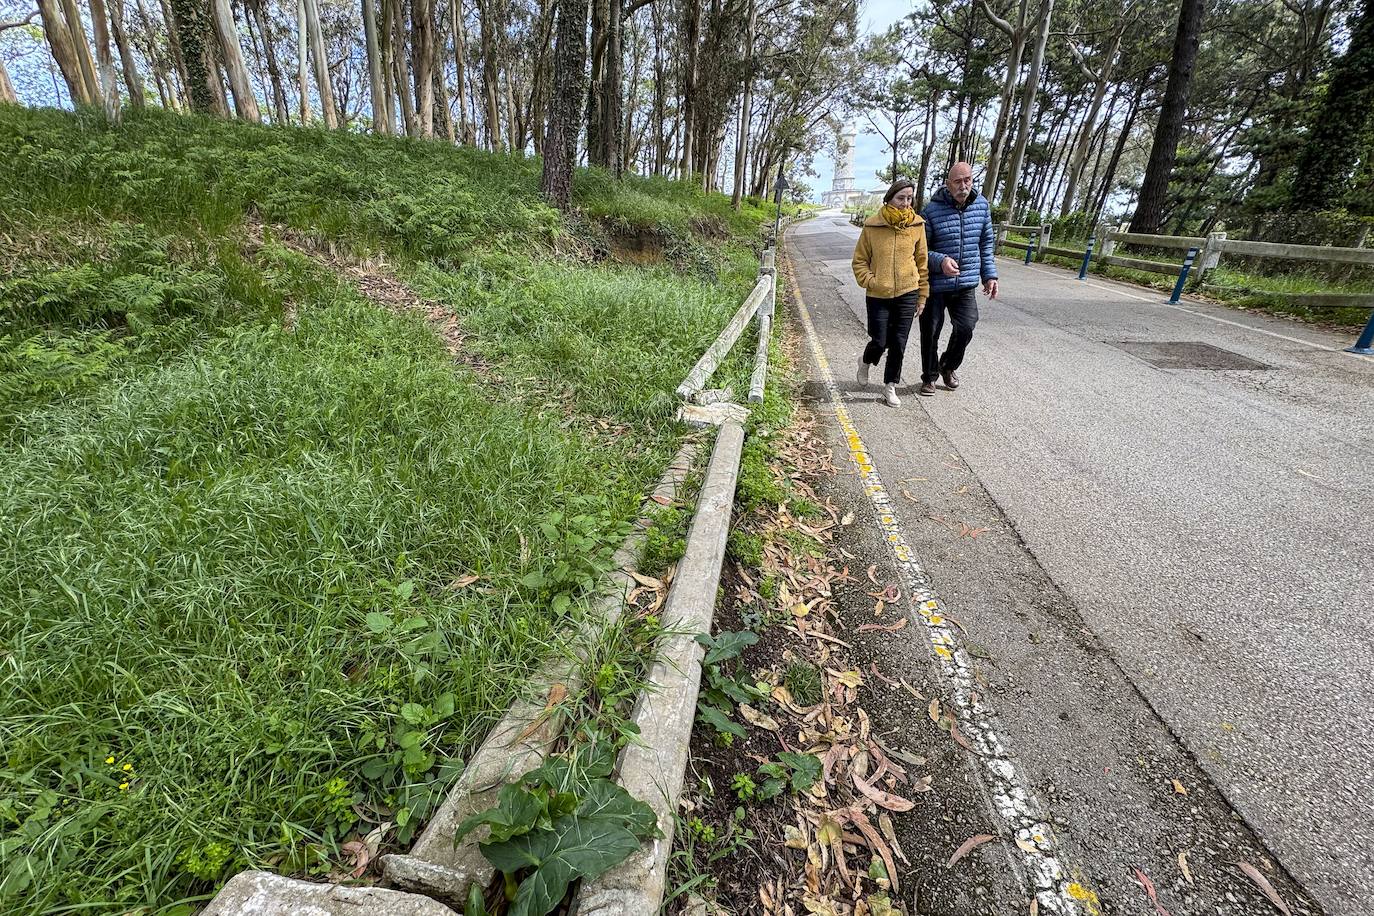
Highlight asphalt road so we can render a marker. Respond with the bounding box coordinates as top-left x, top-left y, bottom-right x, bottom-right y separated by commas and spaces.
786, 211, 1373, 915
